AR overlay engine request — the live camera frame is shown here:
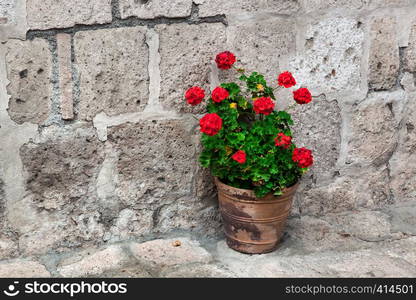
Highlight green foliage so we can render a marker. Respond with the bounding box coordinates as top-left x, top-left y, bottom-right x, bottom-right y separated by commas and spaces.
199, 71, 304, 197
